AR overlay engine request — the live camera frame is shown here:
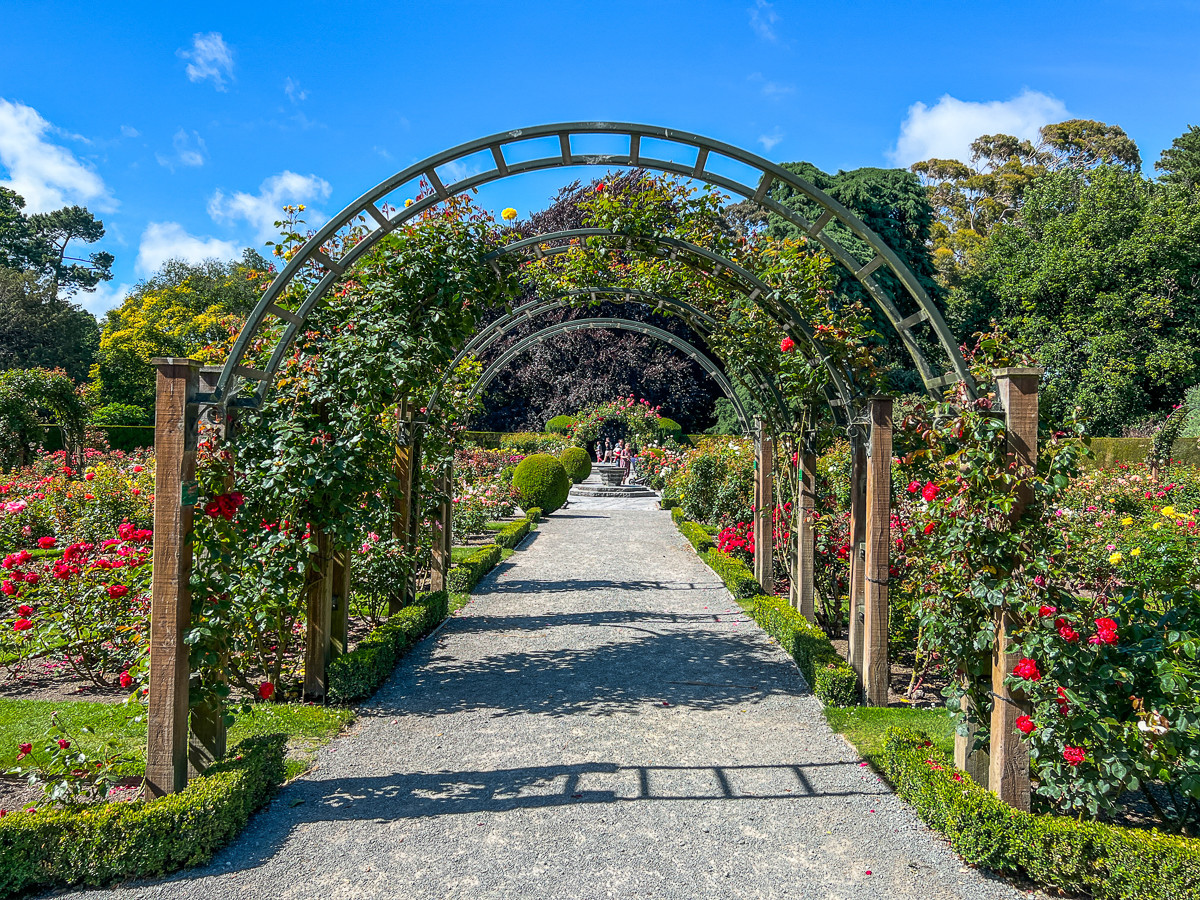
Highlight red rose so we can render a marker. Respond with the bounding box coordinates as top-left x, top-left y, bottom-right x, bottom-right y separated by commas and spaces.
17, 743, 31, 758
1038, 605, 1057, 617
132, 465, 144, 473
57, 739, 69, 750
921, 482, 939, 502
595, 182, 605, 192
1, 581, 15, 596
84, 472, 95, 481
1089, 617, 1119, 645
106, 584, 129, 599
1063, 745, 1085, 766
923, 522, 935, 535
36, 537, 55, 549
119, 671, 133, 688
22, 572, 37, 585
906, 480, 921, 494
1057, 686, 1070, 715
1012, 658, 1041, 681
258, 681, 275, 701
16, 605, 32, 615
1057, 624, 1080, 642
1015, 715, 1035, 735
13, 619, 31, 631
780, 336, 795, 353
